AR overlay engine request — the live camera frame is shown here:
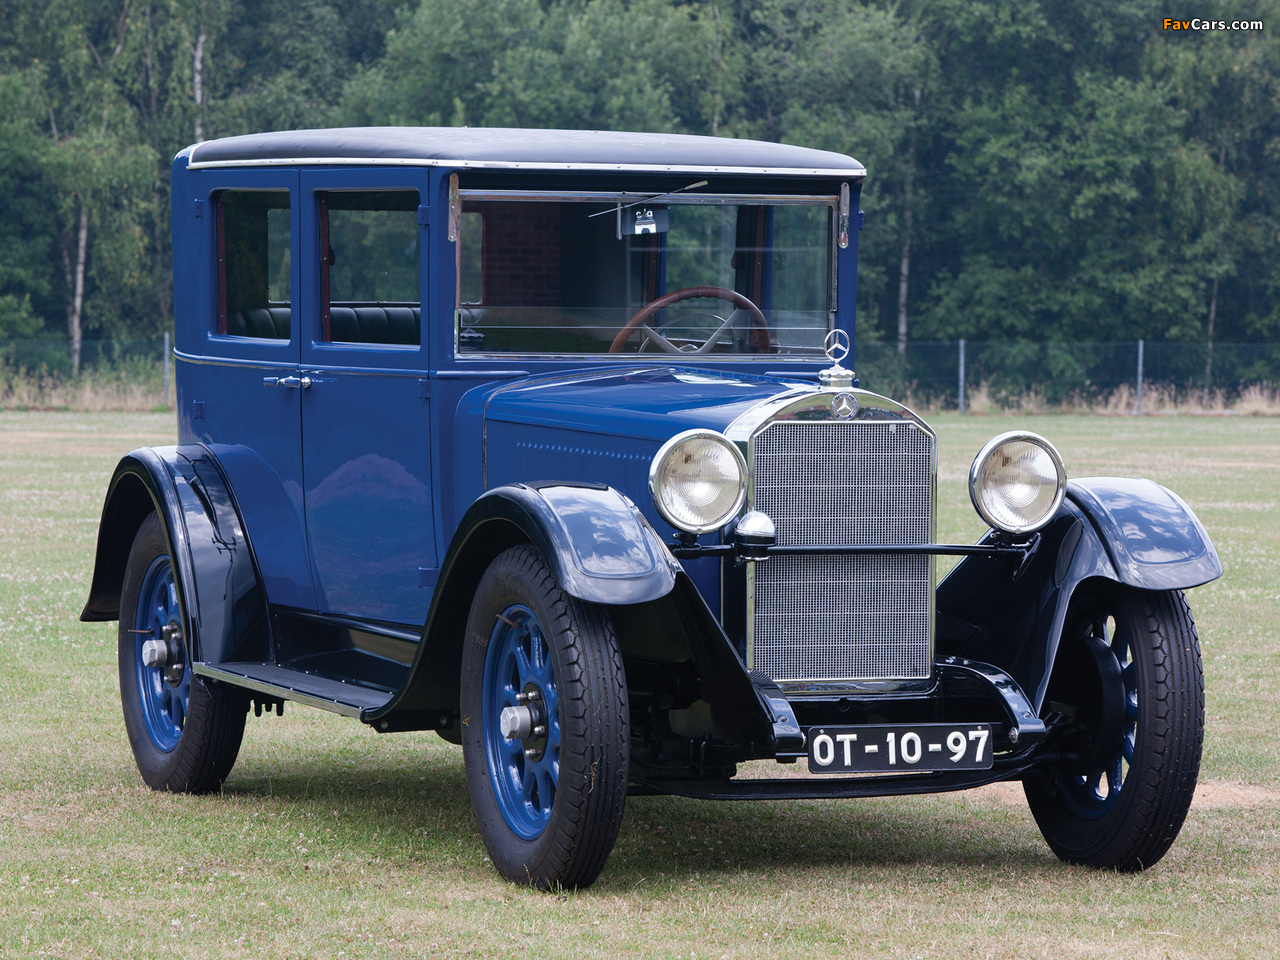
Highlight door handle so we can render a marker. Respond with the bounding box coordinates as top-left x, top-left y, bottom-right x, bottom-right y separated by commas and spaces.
263, 375, 312, 389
